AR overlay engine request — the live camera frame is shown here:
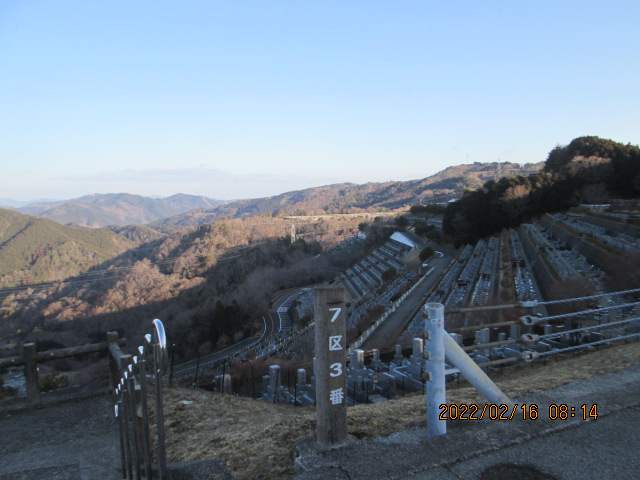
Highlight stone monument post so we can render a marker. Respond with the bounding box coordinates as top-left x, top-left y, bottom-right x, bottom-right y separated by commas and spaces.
314, 285, 347, 446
